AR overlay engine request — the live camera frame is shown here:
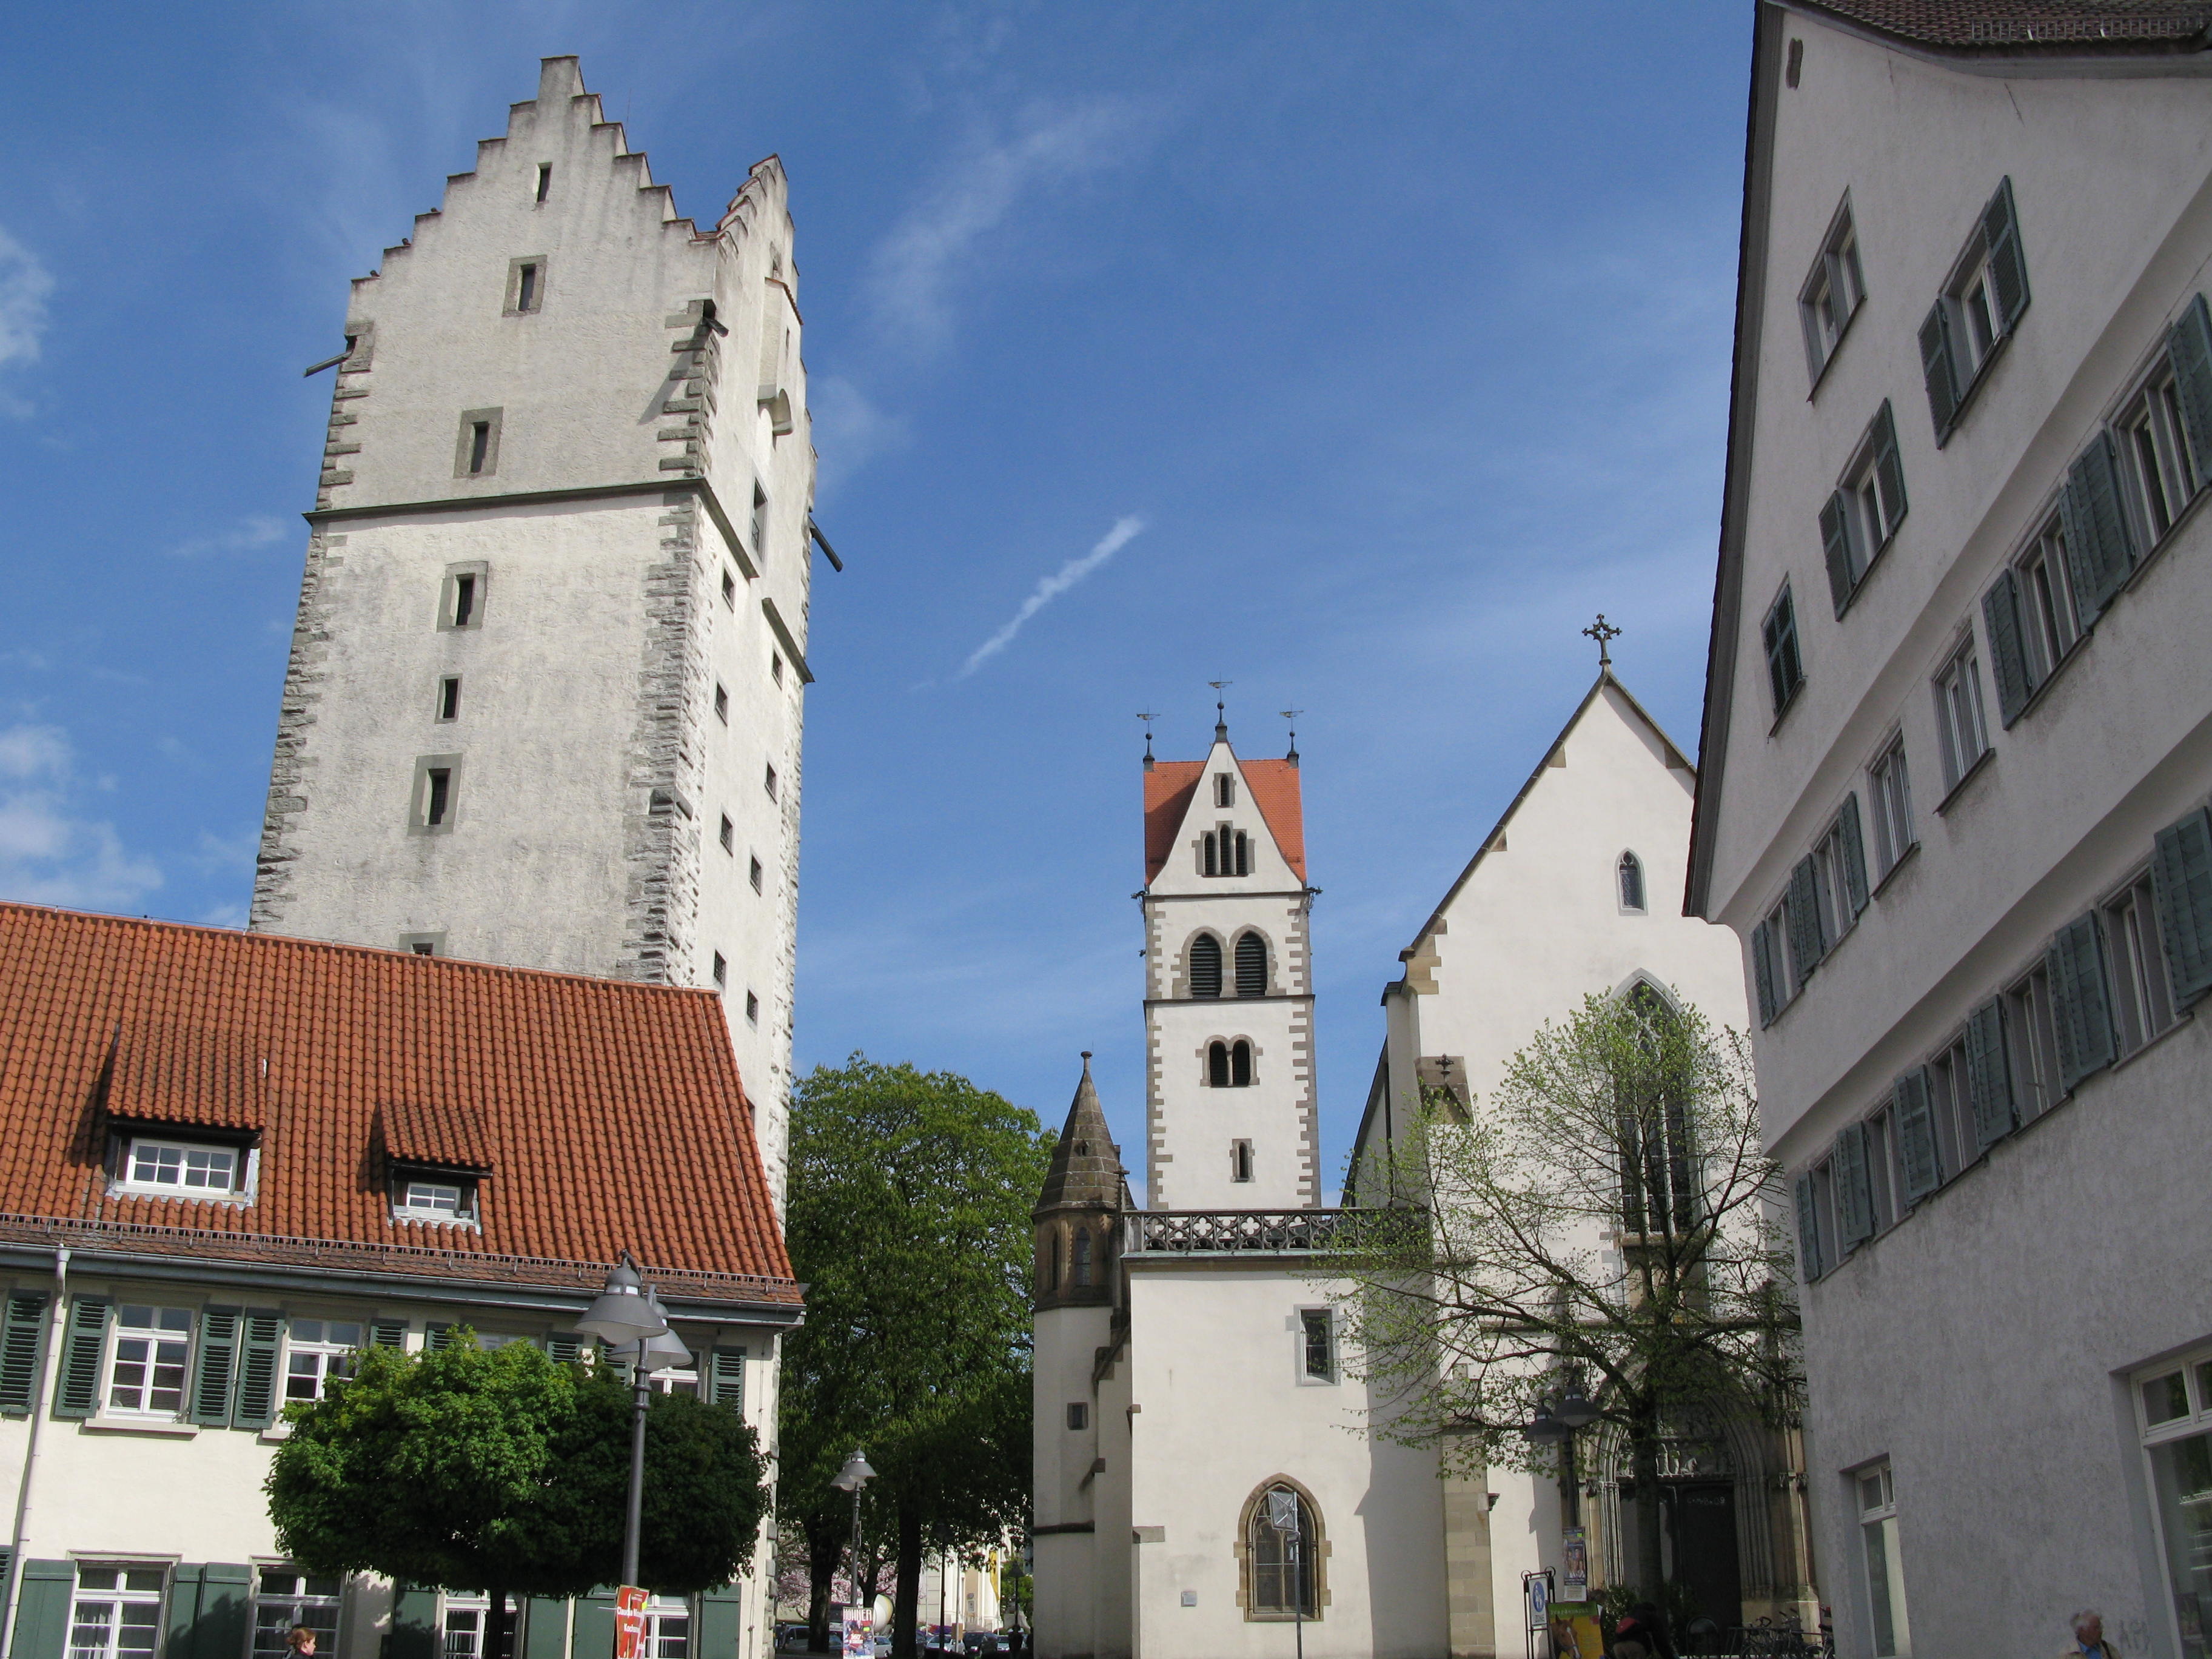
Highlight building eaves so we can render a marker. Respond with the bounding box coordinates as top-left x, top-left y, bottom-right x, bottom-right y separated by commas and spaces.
1792, 0, 2211, 54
